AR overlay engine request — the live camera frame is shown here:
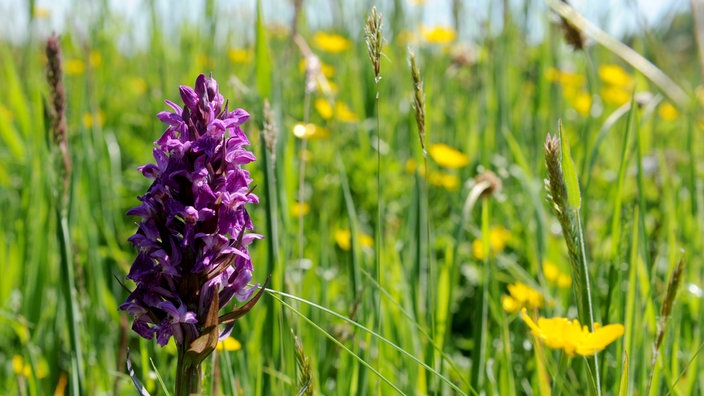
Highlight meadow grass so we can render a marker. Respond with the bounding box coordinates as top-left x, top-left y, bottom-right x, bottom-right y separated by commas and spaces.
0, 1, 702, 395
